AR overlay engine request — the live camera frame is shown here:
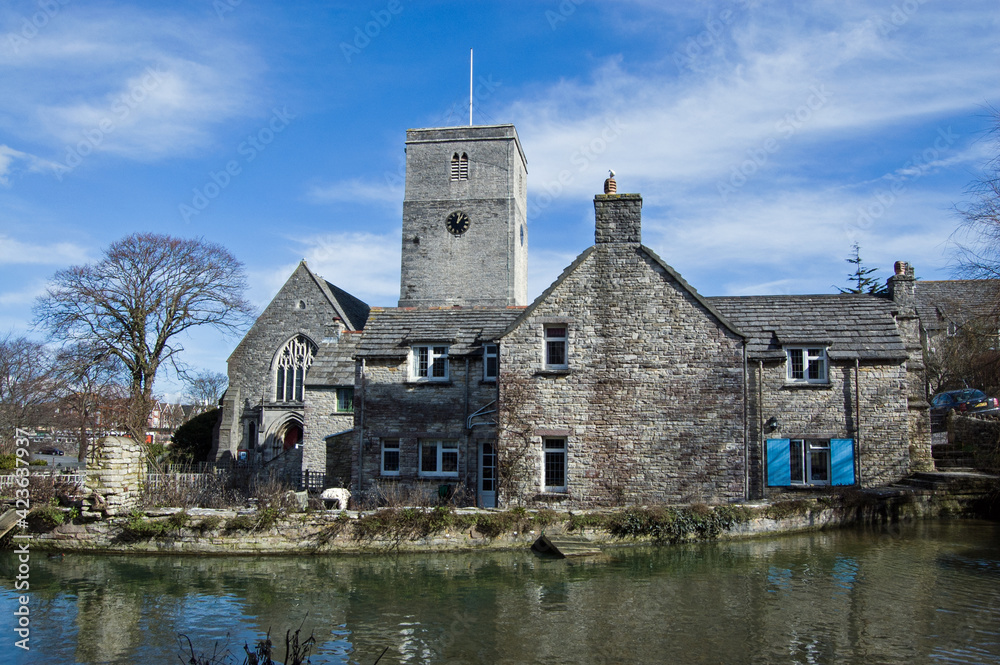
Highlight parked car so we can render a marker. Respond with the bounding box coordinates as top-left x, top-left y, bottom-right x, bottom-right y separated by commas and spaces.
38, 447, 64, 456
930, 389, 1000, 428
